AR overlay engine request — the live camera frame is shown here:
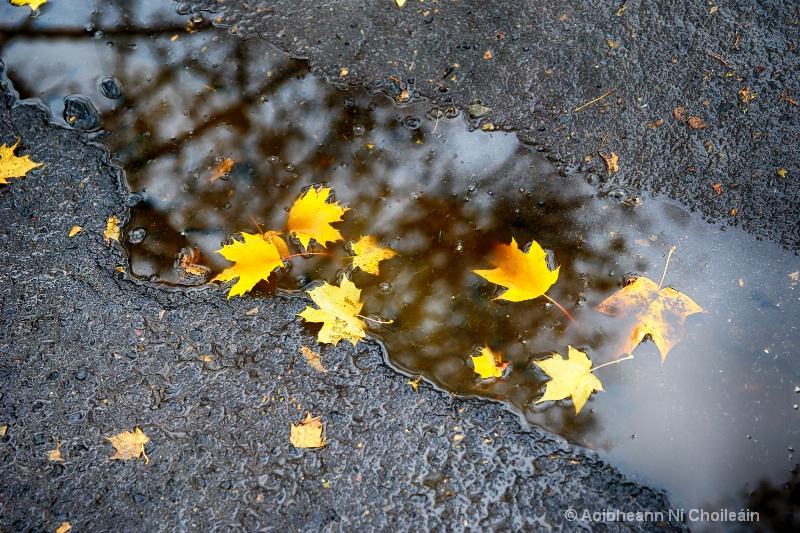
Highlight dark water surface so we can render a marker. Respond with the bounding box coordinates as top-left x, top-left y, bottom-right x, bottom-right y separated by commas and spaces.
2, 0, 799, 526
